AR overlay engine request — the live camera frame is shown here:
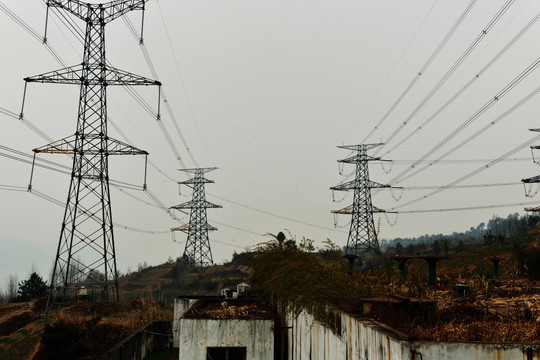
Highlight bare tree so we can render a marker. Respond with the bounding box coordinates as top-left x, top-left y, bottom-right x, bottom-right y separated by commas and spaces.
6, 274, 18, 303
0, 286, 7, 304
